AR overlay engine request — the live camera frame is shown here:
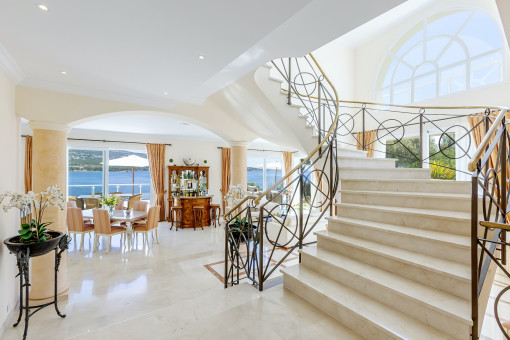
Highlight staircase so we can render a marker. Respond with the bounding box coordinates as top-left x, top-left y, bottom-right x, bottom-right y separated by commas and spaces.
281, 151, 474, 339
